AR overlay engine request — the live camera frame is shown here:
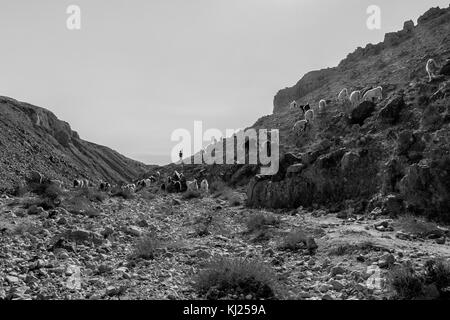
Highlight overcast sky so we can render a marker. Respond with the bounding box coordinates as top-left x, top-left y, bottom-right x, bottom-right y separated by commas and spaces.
0, 0, 448, 165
